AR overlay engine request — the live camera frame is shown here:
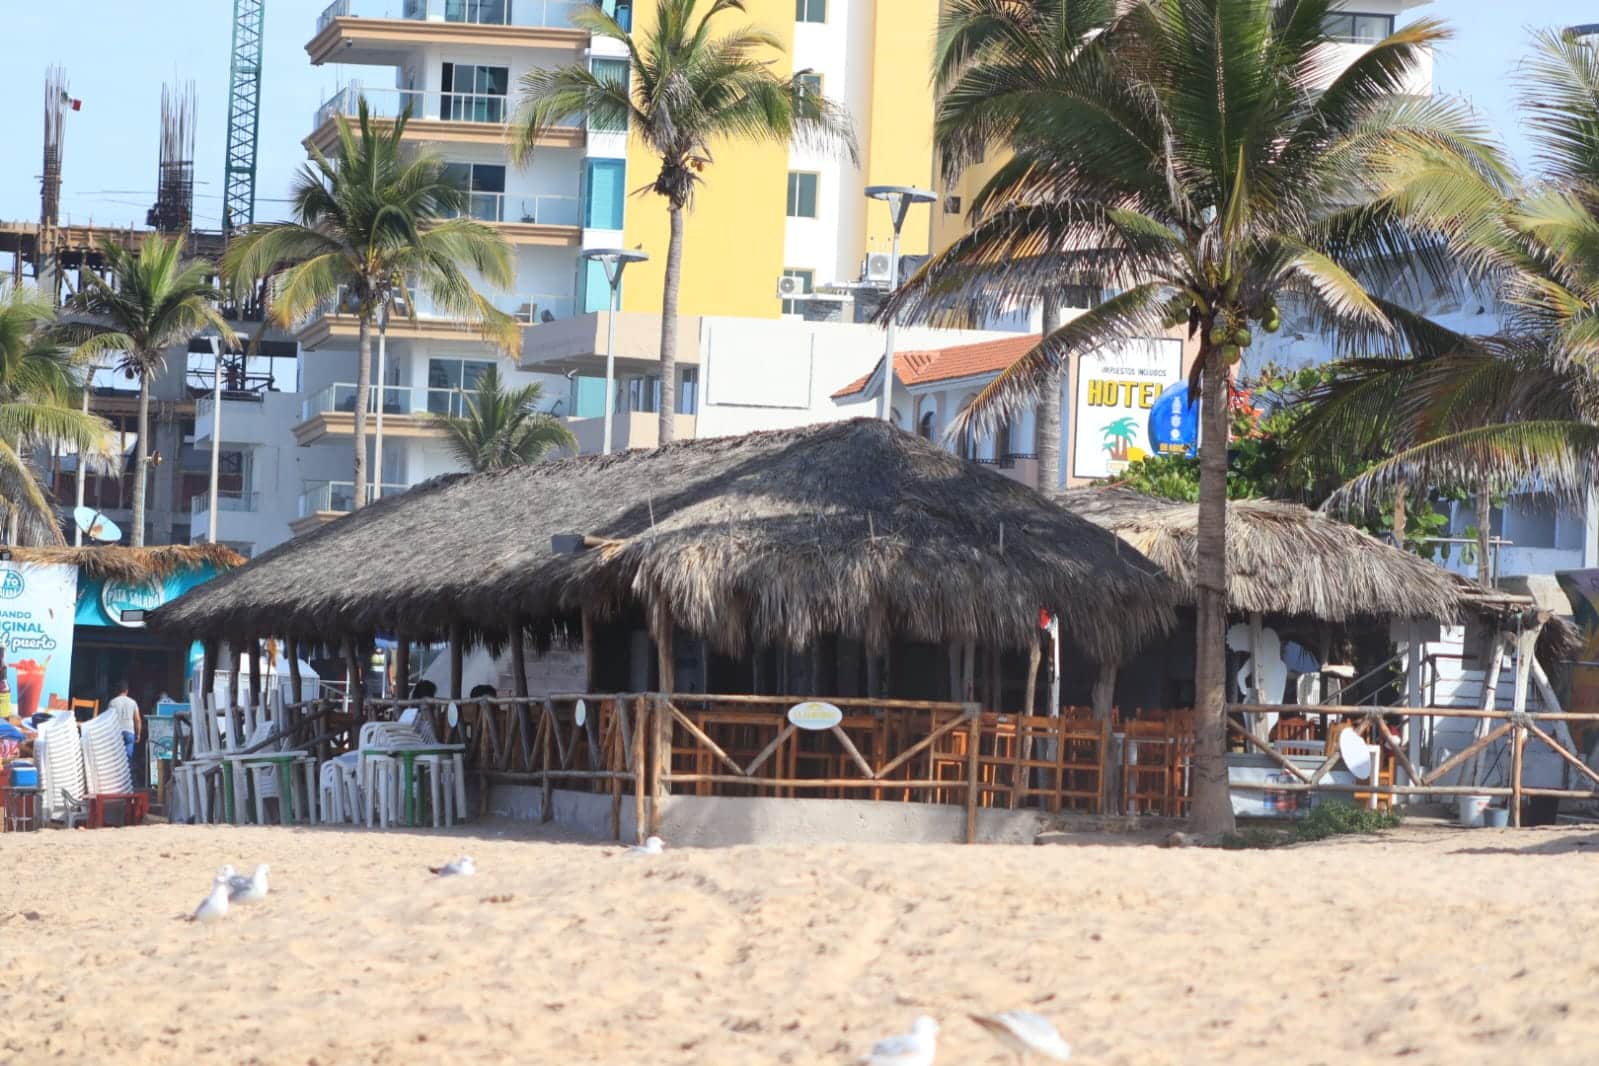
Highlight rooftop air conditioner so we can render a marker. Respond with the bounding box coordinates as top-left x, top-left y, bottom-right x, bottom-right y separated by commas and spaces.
864, 251, 894, 284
